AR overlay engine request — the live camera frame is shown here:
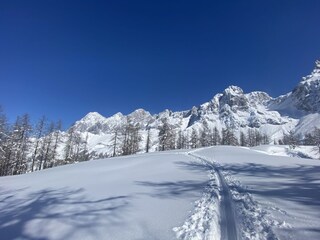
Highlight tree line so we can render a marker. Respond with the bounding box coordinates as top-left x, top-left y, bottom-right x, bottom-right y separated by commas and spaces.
279, 129, 320, 153
0, 107, 90, 176
1, 107, 320, 177
0, 109, 63, 176
157, 118, 271, 151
